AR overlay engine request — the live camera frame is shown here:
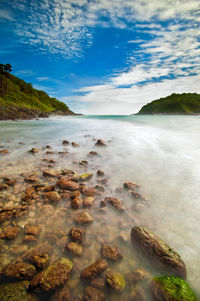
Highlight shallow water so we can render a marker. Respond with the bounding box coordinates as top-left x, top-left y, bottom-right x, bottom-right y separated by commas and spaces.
0, 115, 200, 298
